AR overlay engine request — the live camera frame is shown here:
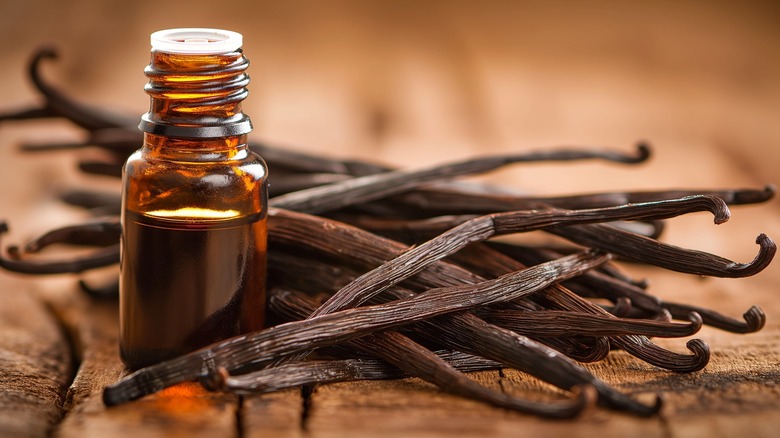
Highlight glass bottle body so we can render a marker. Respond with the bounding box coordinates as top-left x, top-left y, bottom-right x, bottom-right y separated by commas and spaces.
120, 133, 268, 369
